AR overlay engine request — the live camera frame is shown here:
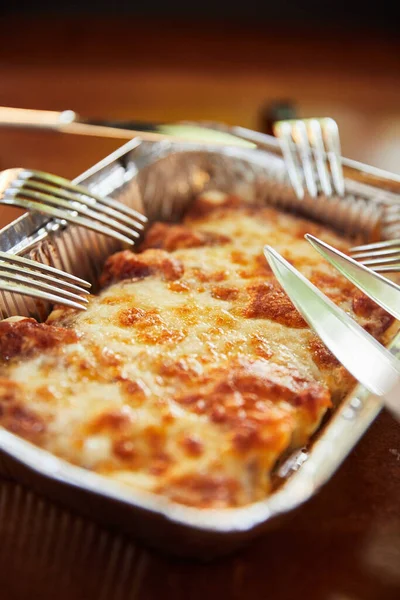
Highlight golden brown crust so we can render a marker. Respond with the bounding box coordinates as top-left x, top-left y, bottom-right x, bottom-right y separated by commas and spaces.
167, 280, 191, 293
140, 222, 231, 251
158, 357, 200, 381
211, 285, 239, 301
100, 248, 184, 288
352, 291, 394, 337
310, 272, 394, 340
352, 291, 377, 317
113, 438, 136, 460
89, 408, 134, 434
310, 270, 354, 304
250, 334, 274, 360
117, 307, 186, 345
243, 282, 308, 328
191, 267, 228, 284
117, 307, 147, 327
0, 193, 396, 509
180, 434, 204, 457
0, 318, 78, 362
0, 378, 45, 443
174, 359, 331, 443
2, 404, 46, 440
363, 313, 394, 338
308, 336, 340, 370
0, 377, 21, 403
